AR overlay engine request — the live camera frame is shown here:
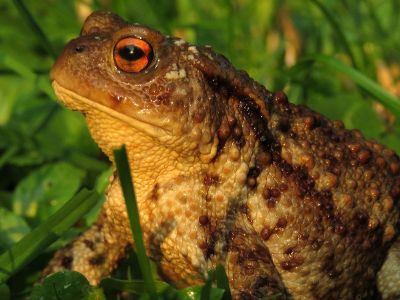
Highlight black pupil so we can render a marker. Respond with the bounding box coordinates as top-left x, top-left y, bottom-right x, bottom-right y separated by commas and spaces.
119, 45, 145, 61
